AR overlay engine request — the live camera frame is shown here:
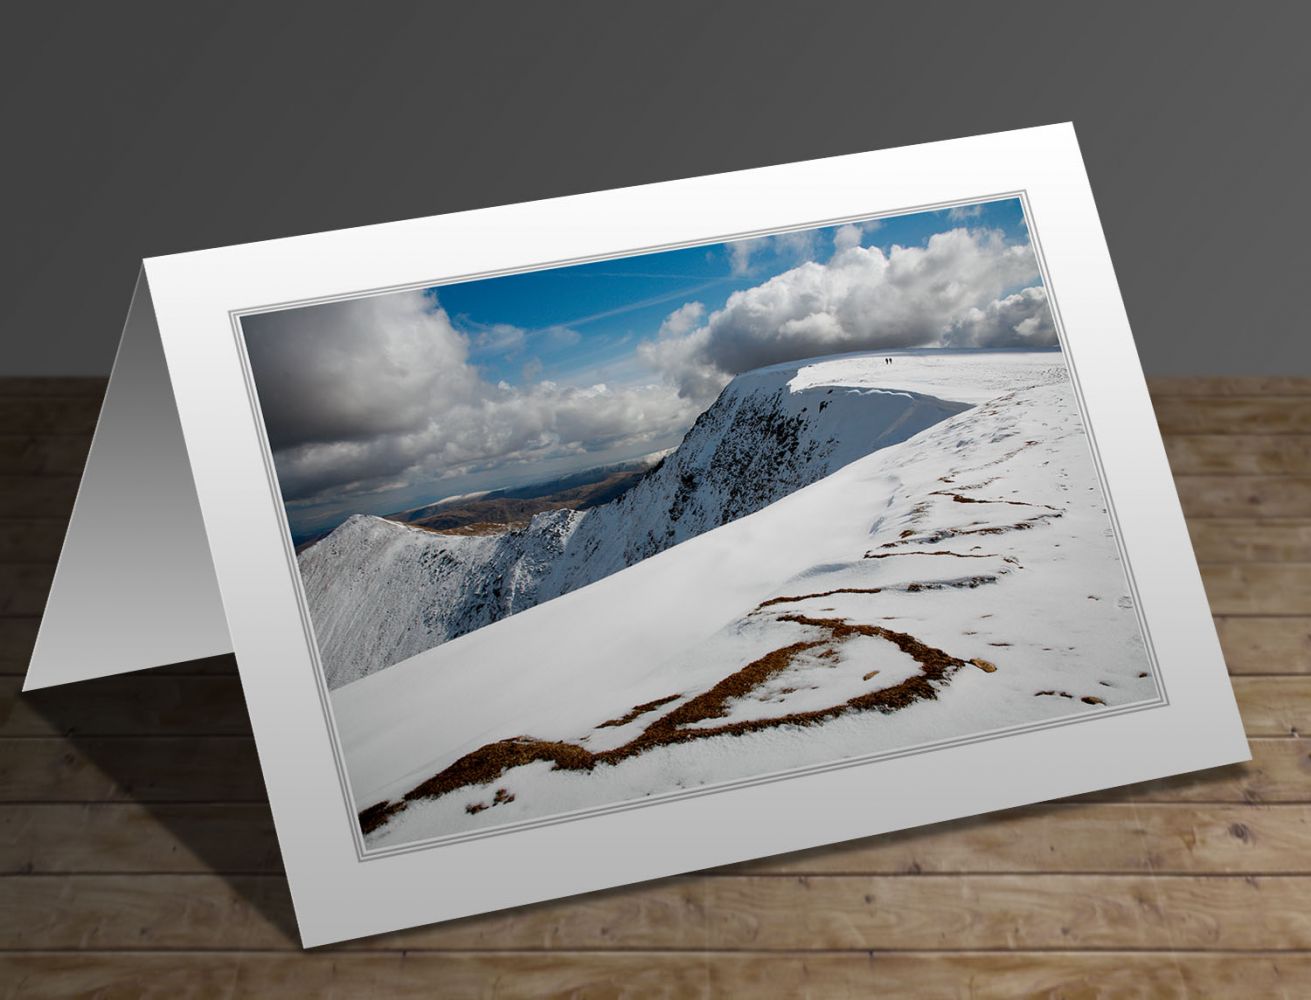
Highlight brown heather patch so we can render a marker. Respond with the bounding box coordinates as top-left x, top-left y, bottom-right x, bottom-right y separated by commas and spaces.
929, 489, 1059, 511
359, 800, 405, 835
756, 586, 882, 610
863, 549, 996, 560
360, 612, 983, 834
876, 511, 1064, 549
597, 693, 681, 728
